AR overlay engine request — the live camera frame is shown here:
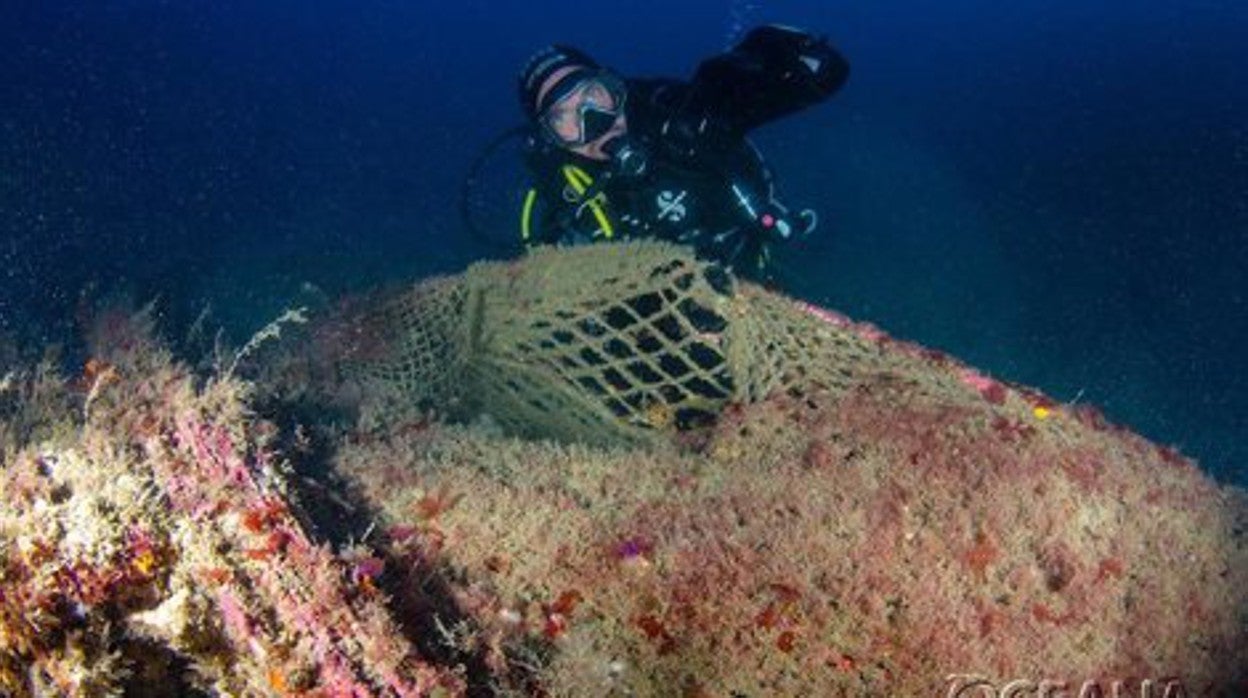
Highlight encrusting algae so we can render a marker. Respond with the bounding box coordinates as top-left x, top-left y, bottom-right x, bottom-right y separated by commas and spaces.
0, 307, 459, 696
1, 242, 1245, 696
